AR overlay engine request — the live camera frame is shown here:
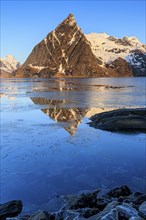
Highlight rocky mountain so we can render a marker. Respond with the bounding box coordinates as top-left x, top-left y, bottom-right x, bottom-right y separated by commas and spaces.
86, 33, 146, 76
15, 14, 106, 78
0, 55, 20, 78
14, 14, 146, 78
